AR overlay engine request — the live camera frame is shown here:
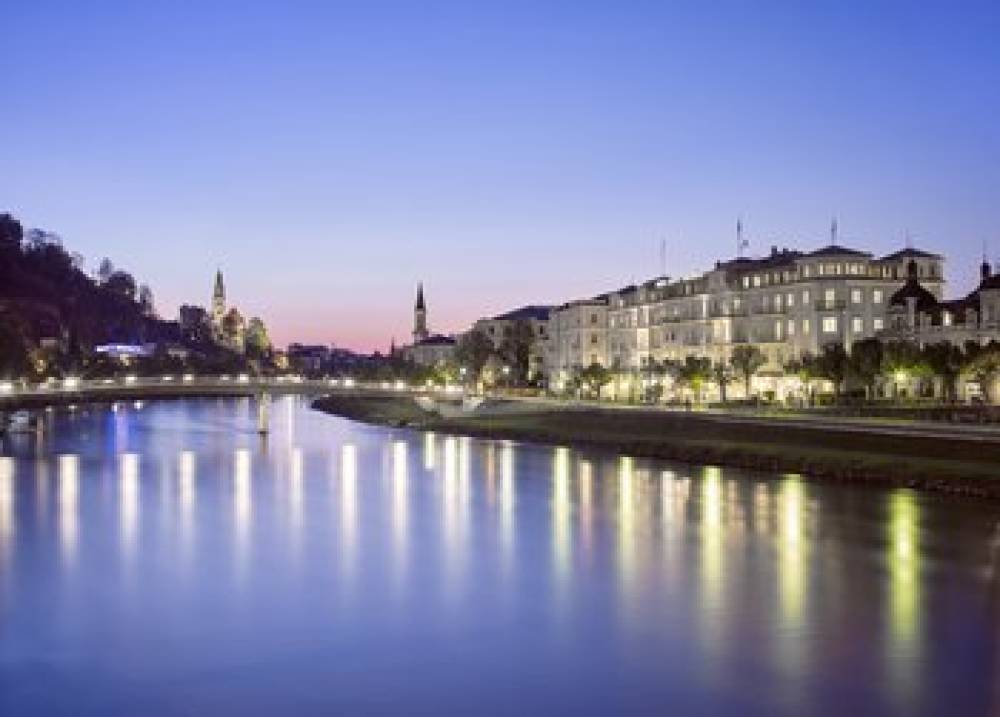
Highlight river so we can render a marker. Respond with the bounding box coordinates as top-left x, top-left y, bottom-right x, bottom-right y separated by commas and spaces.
1, 397, 998, 714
